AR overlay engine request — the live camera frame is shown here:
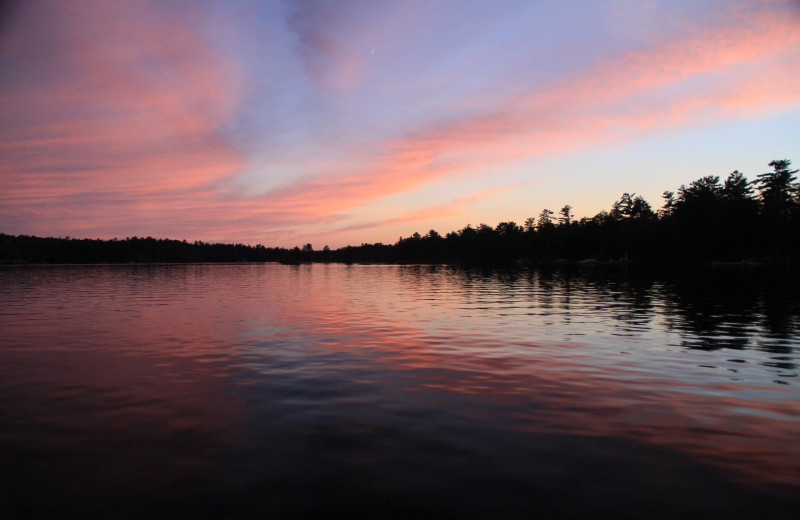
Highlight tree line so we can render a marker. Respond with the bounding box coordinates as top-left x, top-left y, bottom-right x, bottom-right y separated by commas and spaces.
2, 159, 797, 266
